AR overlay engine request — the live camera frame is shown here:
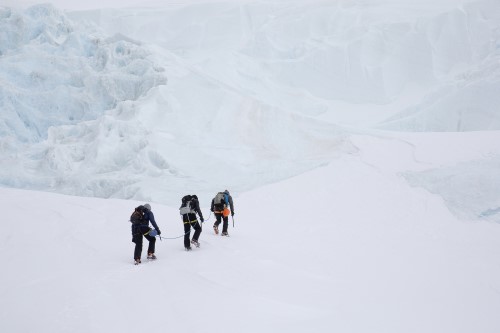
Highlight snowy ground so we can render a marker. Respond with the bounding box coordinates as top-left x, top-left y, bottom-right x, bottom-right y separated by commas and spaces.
2, 131, 500, 333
